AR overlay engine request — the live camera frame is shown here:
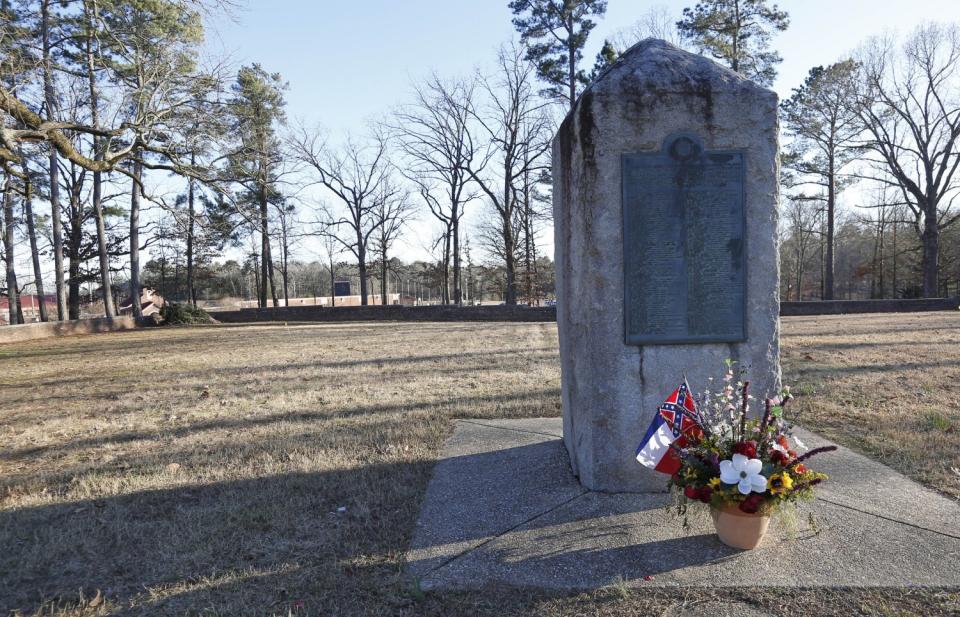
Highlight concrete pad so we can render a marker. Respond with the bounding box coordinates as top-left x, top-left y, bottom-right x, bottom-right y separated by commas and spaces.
407, 418, 960, 591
